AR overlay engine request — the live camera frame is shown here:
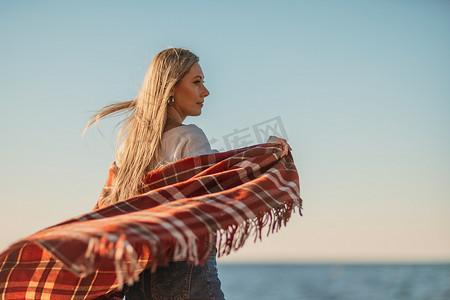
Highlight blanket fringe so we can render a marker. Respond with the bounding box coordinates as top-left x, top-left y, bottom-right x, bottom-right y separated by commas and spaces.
217, 197, 302, 257
85, 234, 140, 291
84, 198, 302, 290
